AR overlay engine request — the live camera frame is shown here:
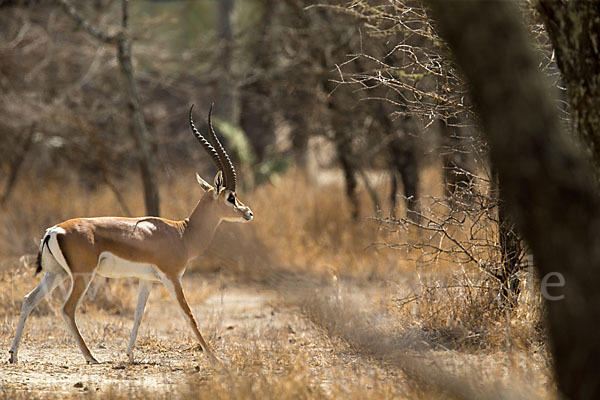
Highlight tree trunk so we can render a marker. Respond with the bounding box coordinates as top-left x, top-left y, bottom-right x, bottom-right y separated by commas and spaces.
440, 117, 474, 202
497, 197, 522, 306
116, 0, 159, 216
58, 0, 161, 217
239, 0, 275, 165
429, 1, 600, 398
538, 1, 600, 182
388, 129, 419, 220
372, 102, 419, 219
494, 170, 523, 307
1, 124, 34, 206
215, 0, 237, 123
335, 130, 360, 220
